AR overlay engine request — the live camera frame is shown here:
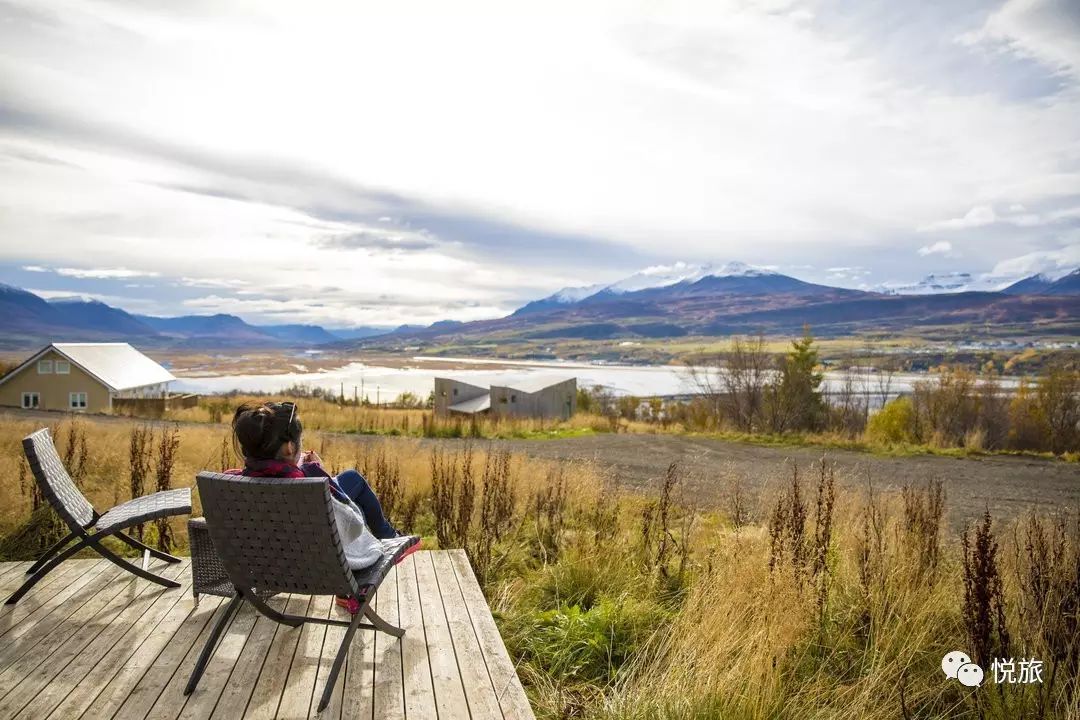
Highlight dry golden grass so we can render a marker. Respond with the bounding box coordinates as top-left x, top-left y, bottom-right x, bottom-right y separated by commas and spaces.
1, 413, 1076, 720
